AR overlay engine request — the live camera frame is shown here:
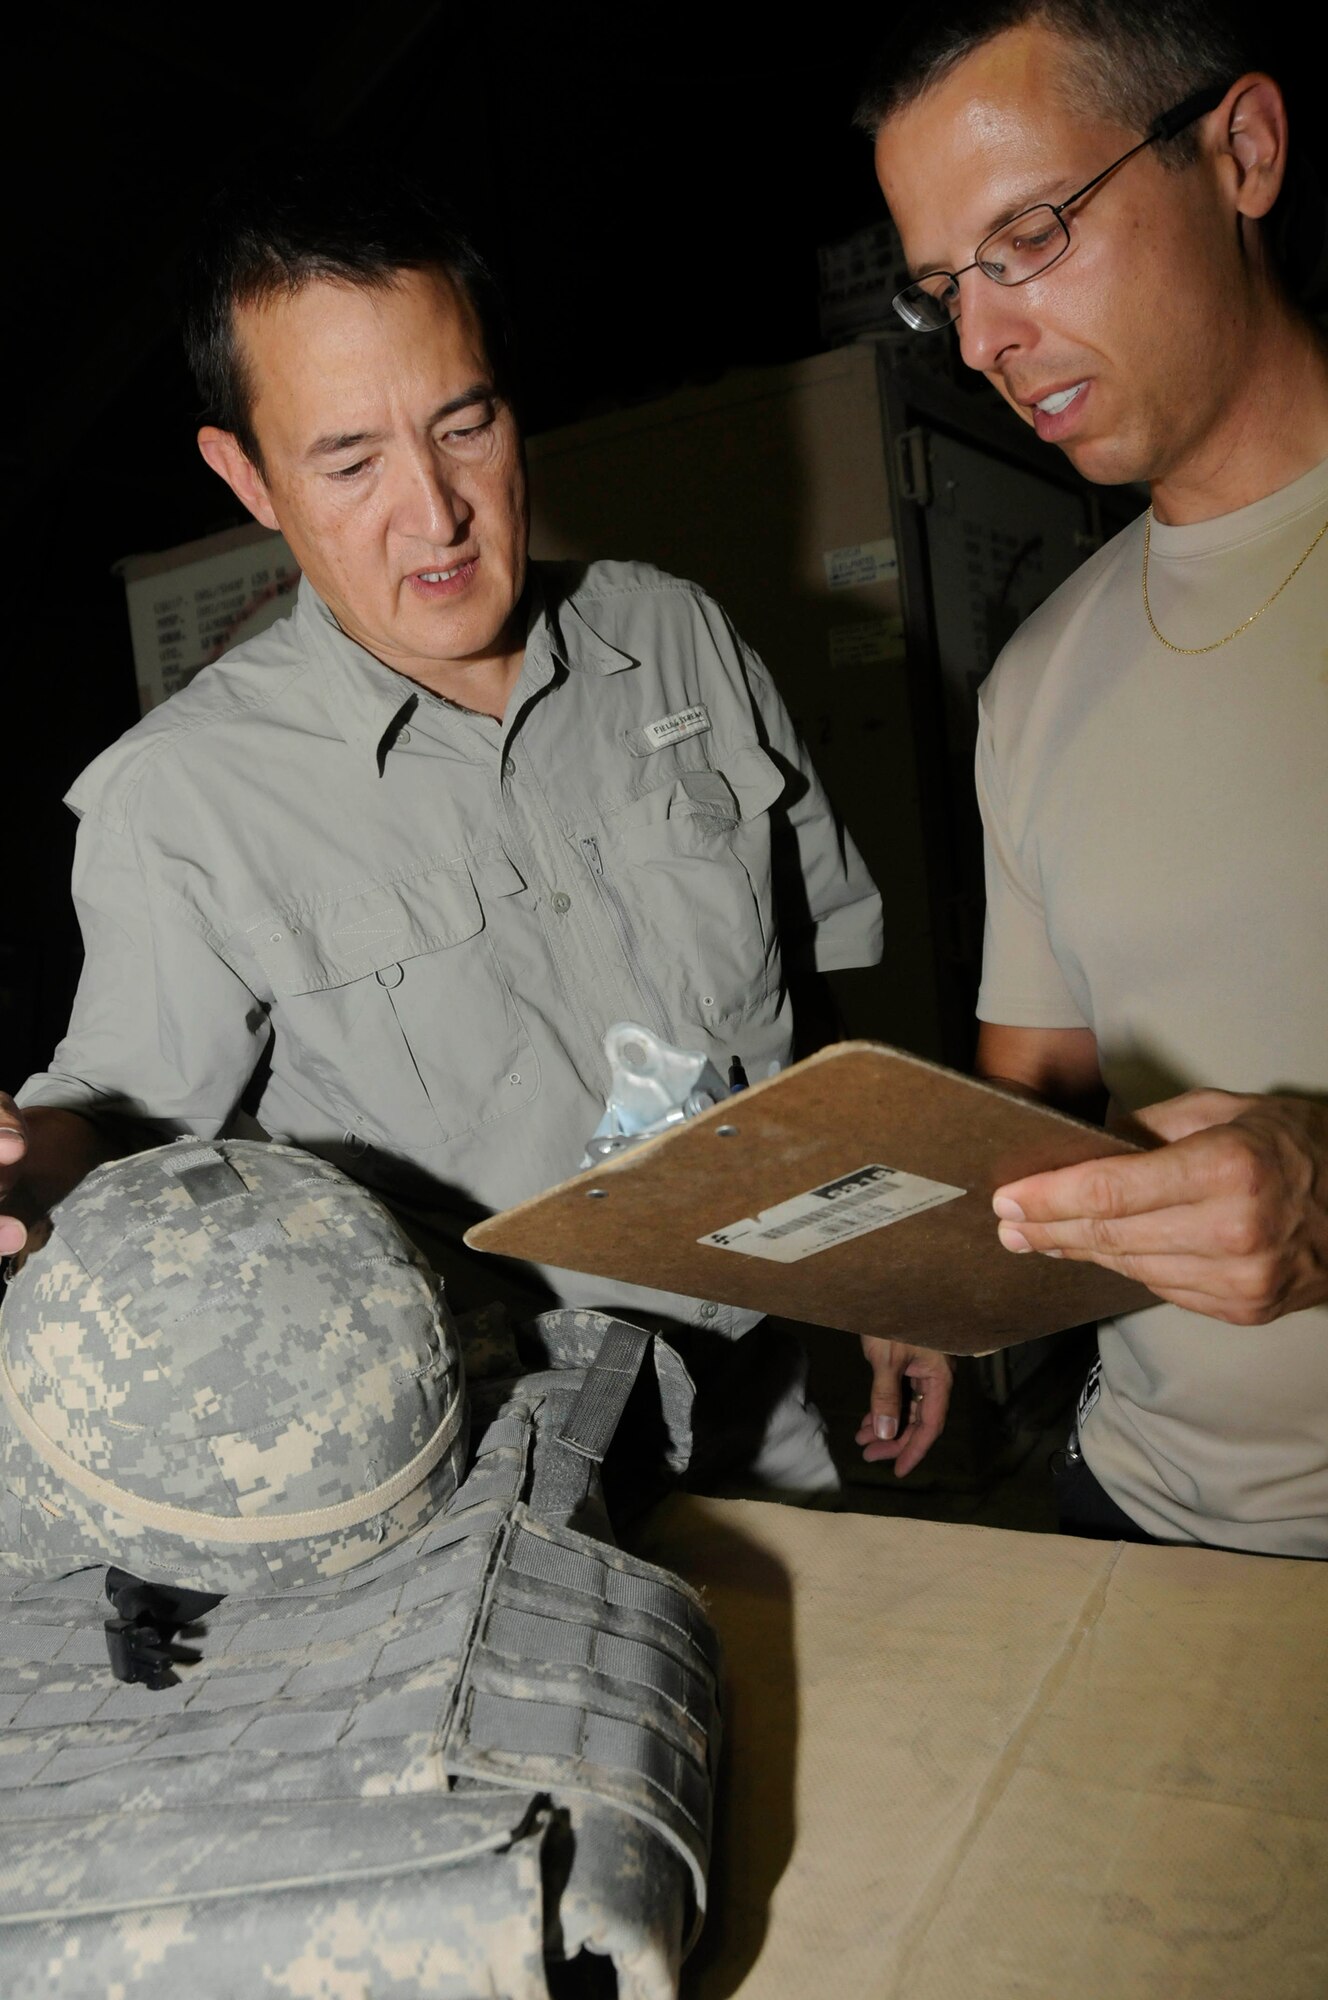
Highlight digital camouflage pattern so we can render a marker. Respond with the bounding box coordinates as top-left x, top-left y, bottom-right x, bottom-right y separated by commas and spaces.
0, 1344, 720, 1998
0, 1131, 717, 1994
0, 1139, 467, 1593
